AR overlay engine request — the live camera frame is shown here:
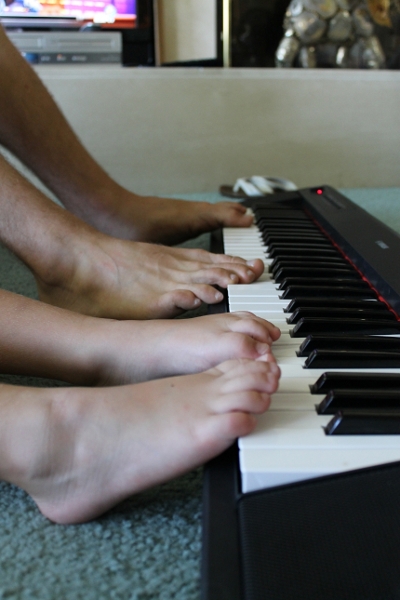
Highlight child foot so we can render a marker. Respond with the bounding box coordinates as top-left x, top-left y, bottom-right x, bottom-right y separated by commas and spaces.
94, 311, 281, 385
0, 359, 280, 523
